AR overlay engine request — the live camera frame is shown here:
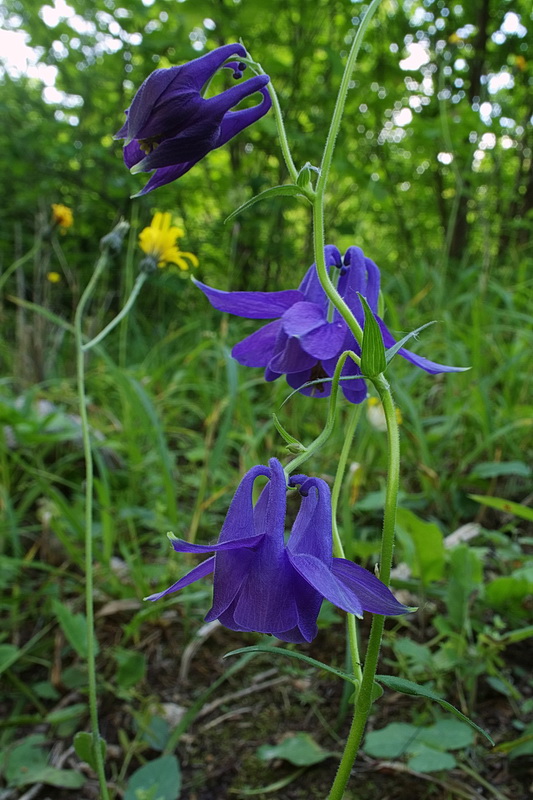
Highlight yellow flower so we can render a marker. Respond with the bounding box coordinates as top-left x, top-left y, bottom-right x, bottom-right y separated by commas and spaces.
138, 211, 199, 271
515, 55, 527, 71
448, 32, 463, 45
51, 204, 74, 230
47, 271, 62, 283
